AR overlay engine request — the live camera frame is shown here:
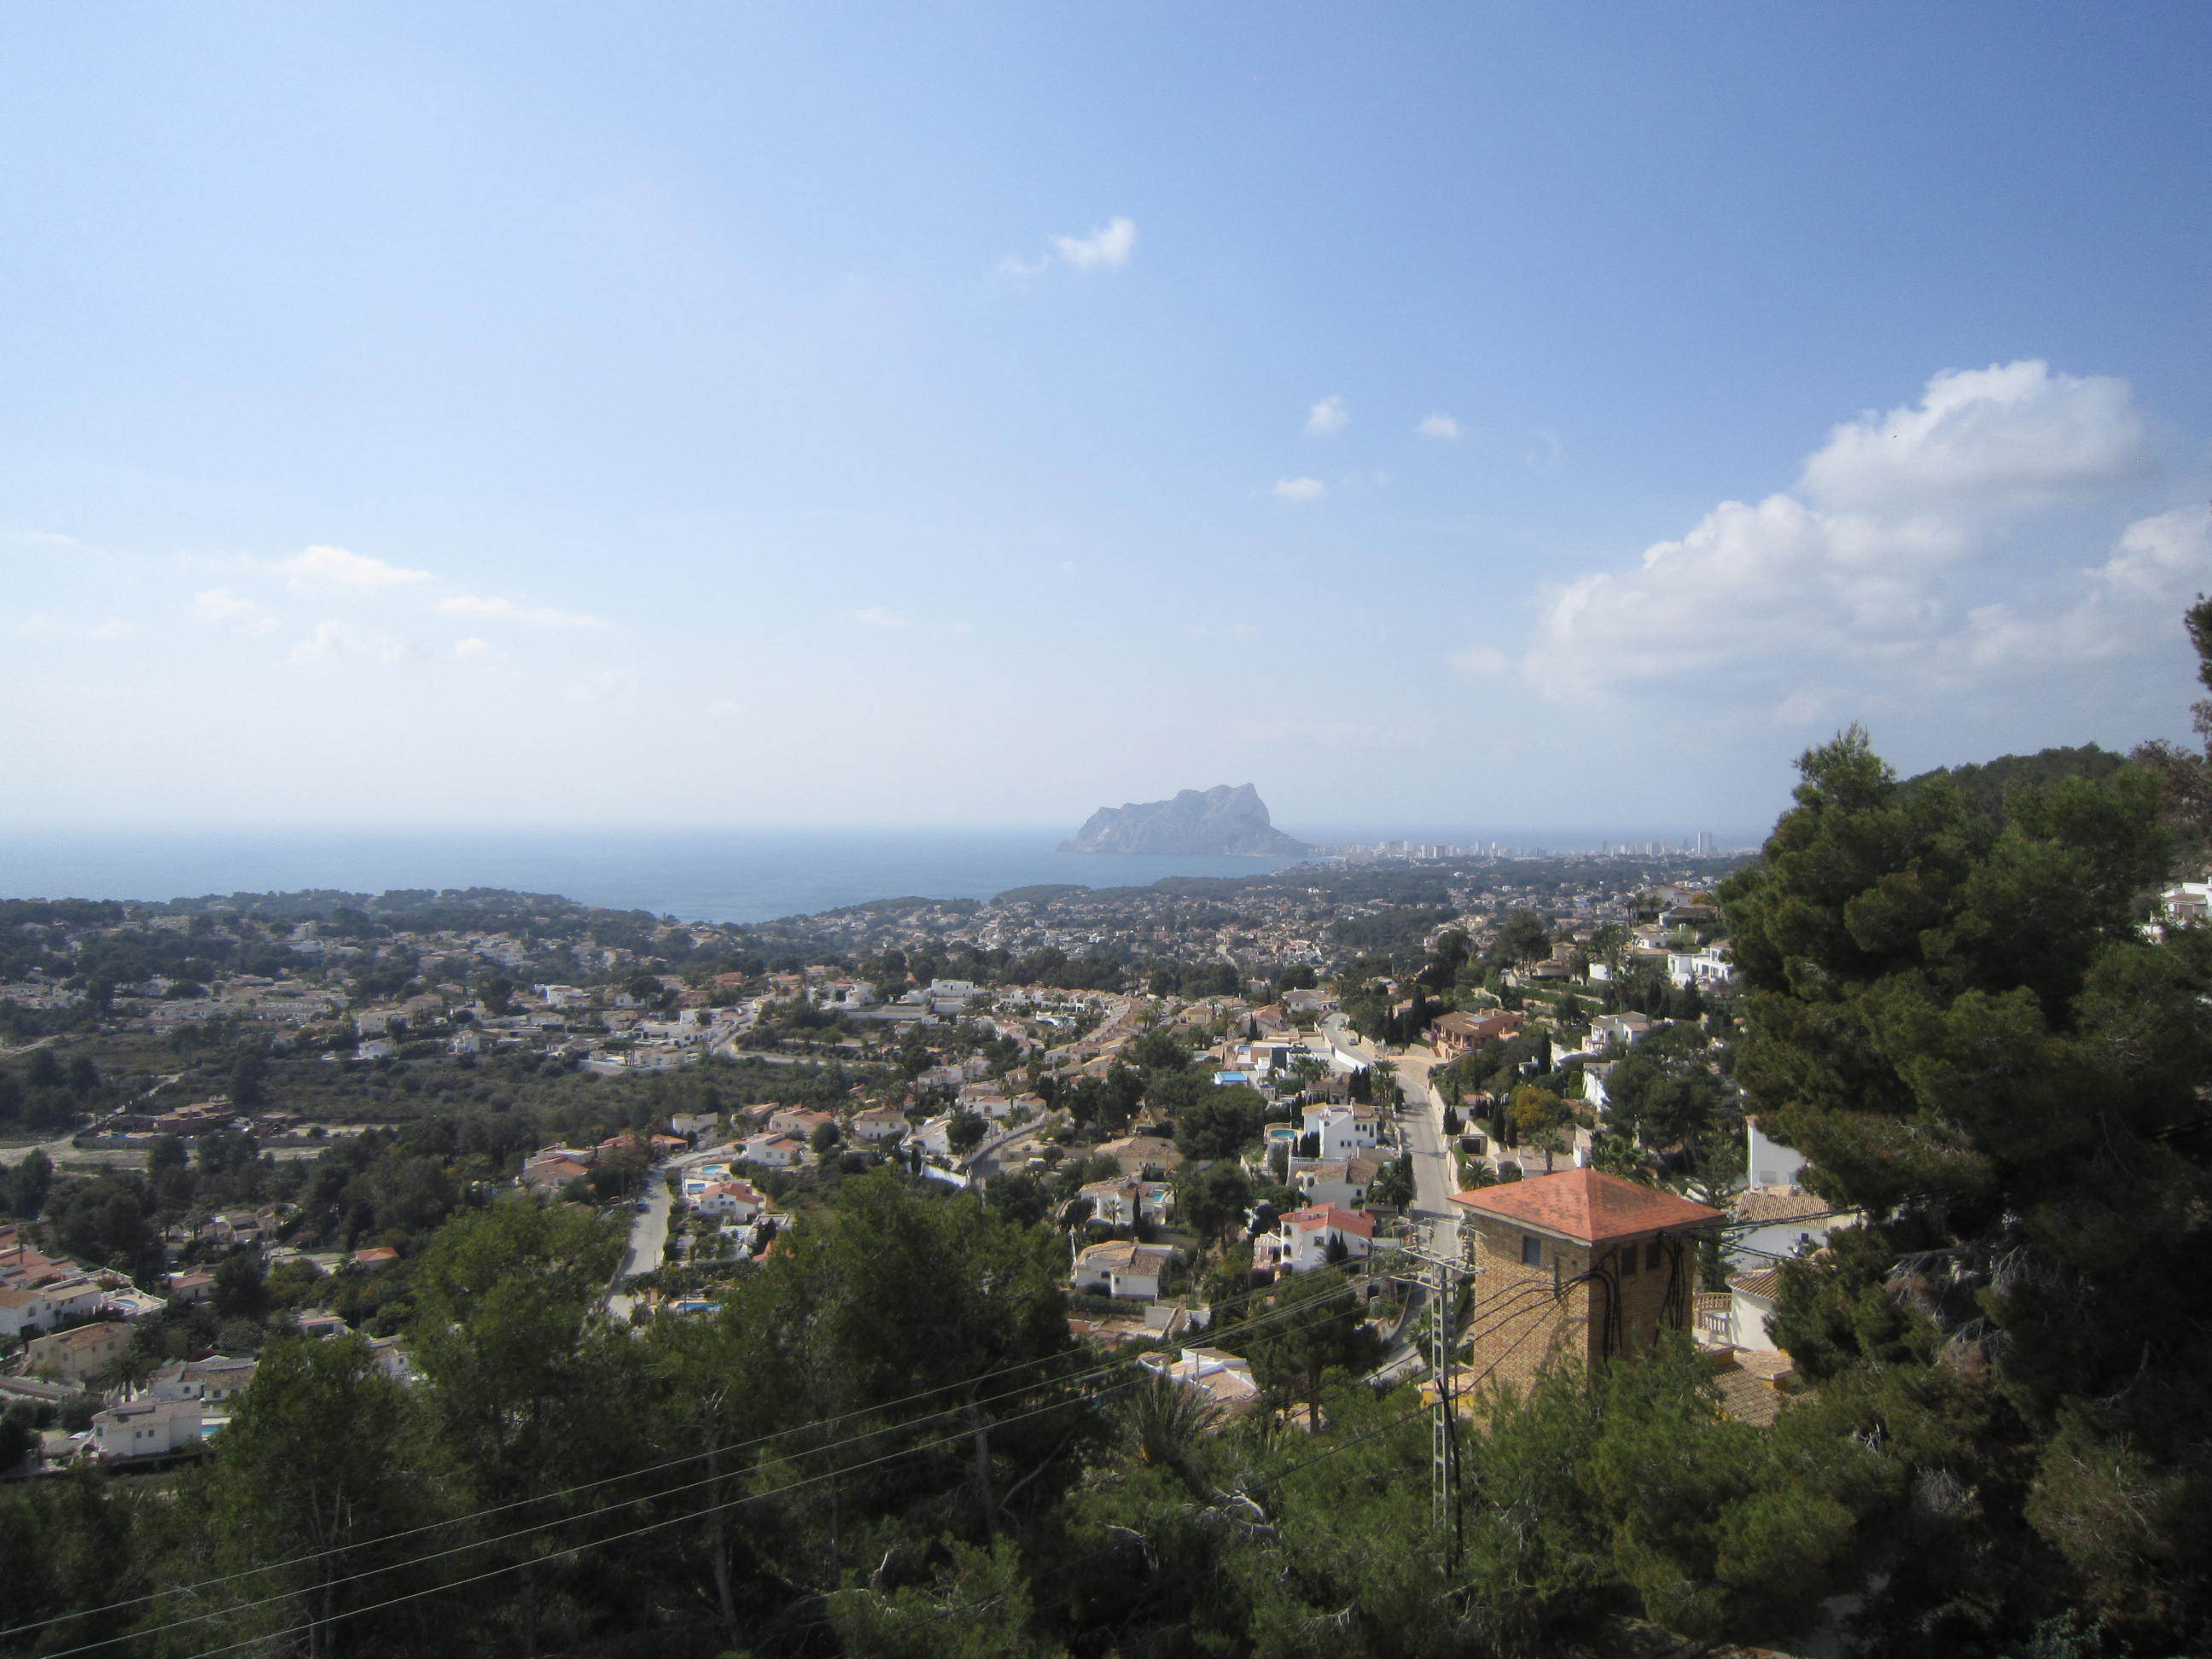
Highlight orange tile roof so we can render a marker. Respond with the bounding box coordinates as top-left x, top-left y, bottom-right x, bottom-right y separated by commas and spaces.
1728, 1267, 1784, 1301
1450, 1167, 1723, 1244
